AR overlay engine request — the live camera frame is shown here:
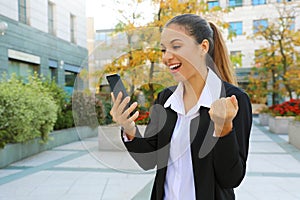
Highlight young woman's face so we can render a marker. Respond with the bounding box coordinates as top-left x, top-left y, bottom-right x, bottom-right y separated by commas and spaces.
160, 24, 207, 82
